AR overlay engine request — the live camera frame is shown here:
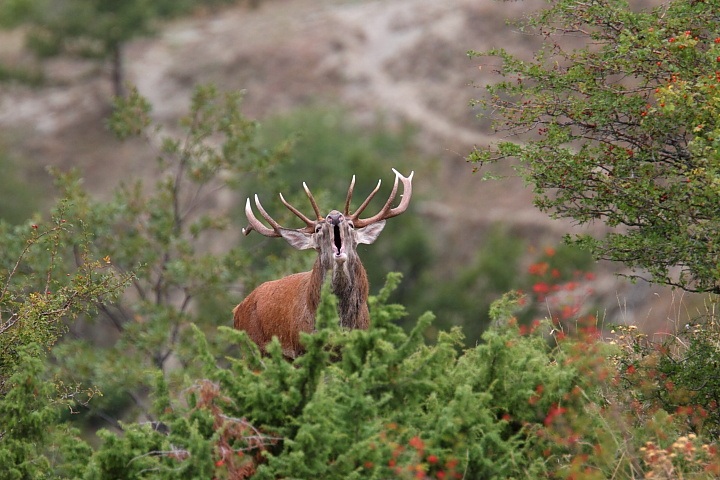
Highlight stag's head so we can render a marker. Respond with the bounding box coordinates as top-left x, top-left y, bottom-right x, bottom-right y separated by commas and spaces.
242, 168, 413, 273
